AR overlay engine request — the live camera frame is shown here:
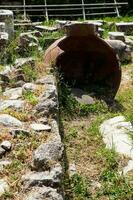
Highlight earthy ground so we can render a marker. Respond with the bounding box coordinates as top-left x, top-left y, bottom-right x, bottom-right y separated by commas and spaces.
62, 61, 133, 200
